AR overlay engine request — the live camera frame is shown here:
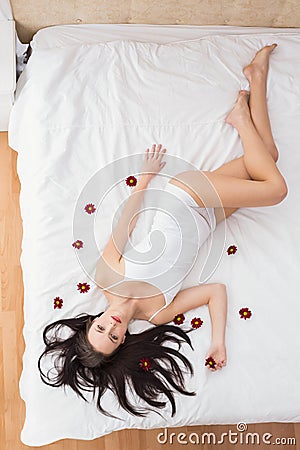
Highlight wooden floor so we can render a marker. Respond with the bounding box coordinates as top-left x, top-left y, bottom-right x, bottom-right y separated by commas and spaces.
0, 131, 299, 449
